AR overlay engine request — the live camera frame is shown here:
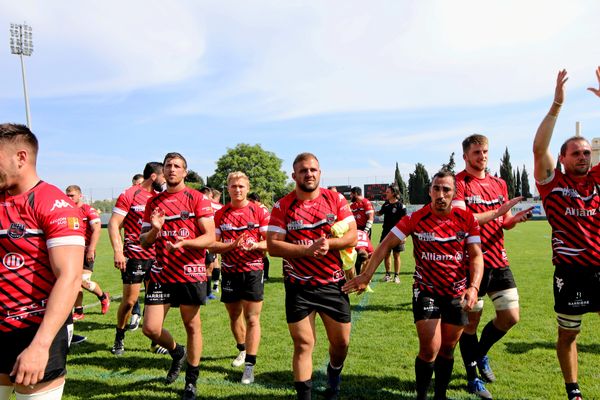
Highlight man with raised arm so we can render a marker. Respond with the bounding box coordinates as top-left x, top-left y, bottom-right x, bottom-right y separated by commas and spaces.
344, 170, 484, 400
140, 153, 215, 400
533, 68, 600, 400
0, 123, 85, 400
267, 153, 357, 400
